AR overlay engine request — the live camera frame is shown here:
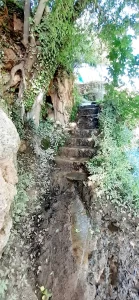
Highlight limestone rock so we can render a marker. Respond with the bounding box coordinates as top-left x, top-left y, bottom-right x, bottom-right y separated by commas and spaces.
0, 109, 20, 258
50, 71, 74, 125
3, 48, 18, 71
13, 13, 23, 32
11, 74, 21, 87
